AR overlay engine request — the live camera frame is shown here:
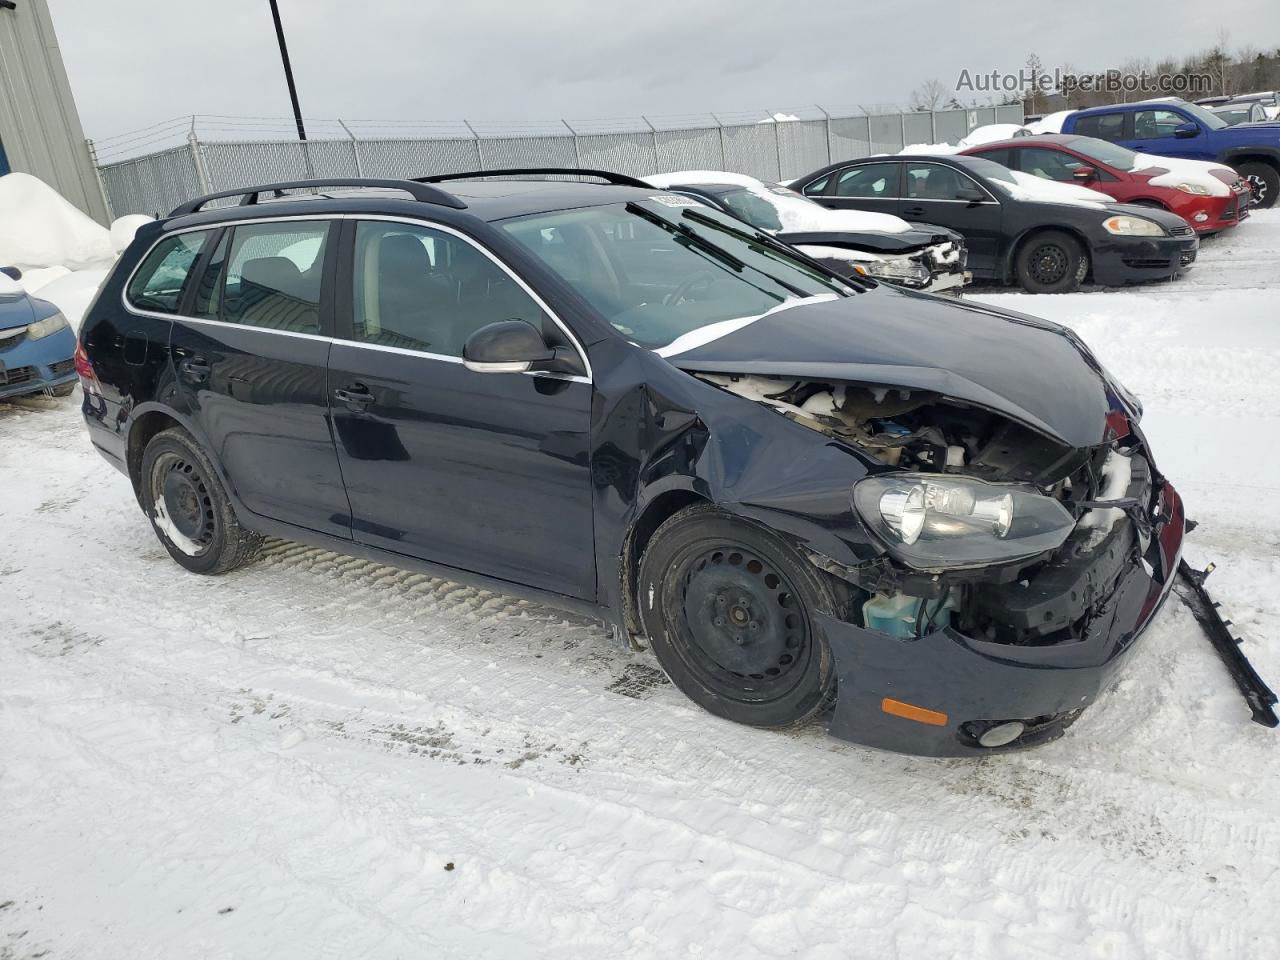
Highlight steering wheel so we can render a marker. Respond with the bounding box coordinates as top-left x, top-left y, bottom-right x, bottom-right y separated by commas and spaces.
663, 271, 715, 307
